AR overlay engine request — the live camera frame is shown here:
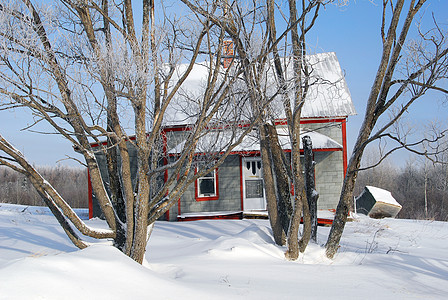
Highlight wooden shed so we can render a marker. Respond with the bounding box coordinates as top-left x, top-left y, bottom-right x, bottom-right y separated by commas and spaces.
355, 186, 402, 219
